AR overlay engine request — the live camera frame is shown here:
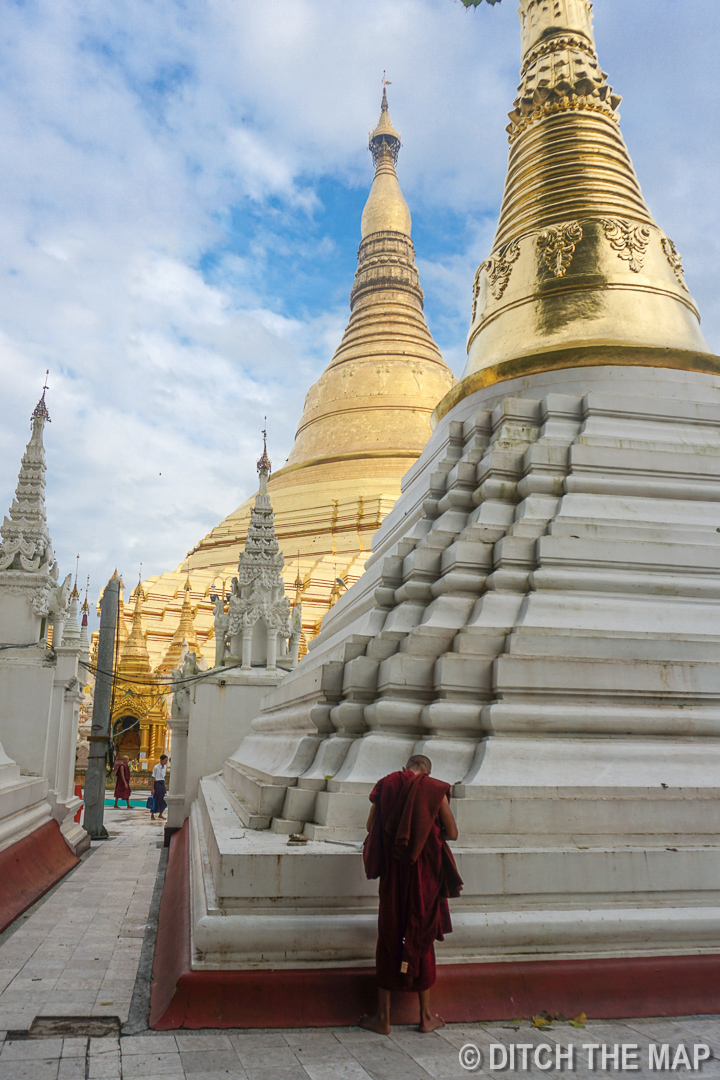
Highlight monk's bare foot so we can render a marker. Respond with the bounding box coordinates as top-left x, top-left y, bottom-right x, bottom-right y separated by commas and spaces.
419, 1013, 445, 1033
359, 1013, 391, 1035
